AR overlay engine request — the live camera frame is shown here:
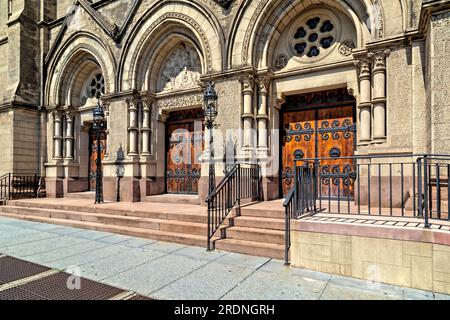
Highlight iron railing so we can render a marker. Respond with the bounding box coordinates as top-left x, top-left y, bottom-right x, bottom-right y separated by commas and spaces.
283, 154, 450, 264
206, 163, 261, 251
0, 174, 43, 202
283, 162, 317, 264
